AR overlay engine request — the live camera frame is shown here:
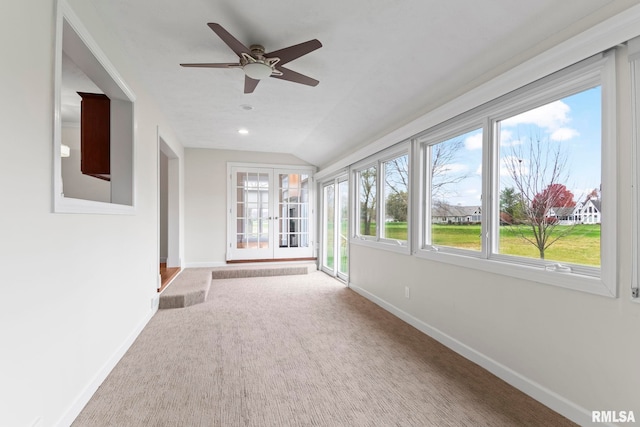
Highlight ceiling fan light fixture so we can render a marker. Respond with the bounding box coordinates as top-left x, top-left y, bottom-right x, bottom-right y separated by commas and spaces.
243, 62, 273, 80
